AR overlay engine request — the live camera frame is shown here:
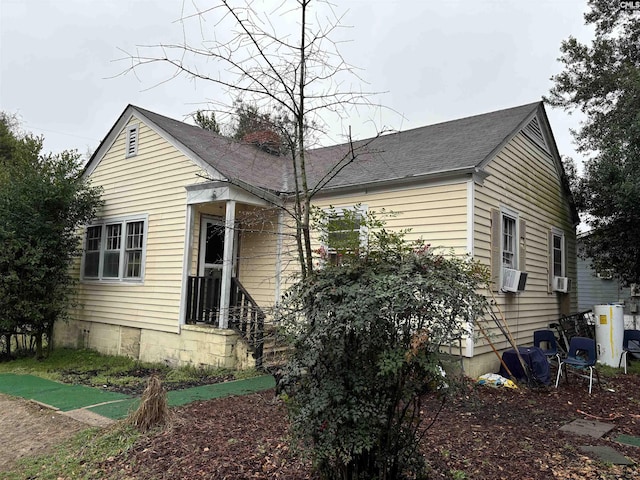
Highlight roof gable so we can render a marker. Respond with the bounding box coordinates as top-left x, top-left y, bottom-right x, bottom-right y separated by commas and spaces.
84, 105, 221, 181
84, 105, 289, 193
132, 106, 291, 193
